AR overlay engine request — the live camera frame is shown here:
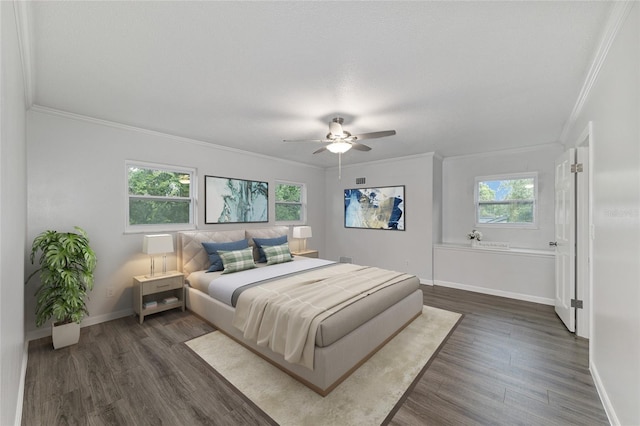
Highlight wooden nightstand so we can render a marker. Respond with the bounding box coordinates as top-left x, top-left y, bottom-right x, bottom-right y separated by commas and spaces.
132, 271, 185, 324
291, 249, 319, 258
